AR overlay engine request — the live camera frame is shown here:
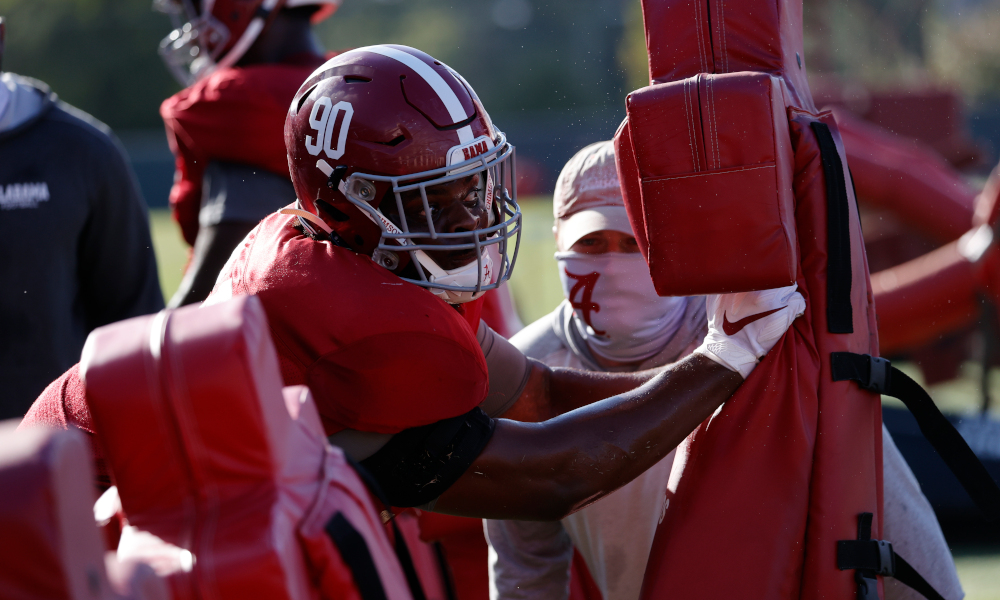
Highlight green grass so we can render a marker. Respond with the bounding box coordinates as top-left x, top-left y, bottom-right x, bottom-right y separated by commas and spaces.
888, 362, 1000, 419
505, 197, 566, 324
149, 208, 189, 302
953, 547, 1000, 599
148, 205, 1000, 598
